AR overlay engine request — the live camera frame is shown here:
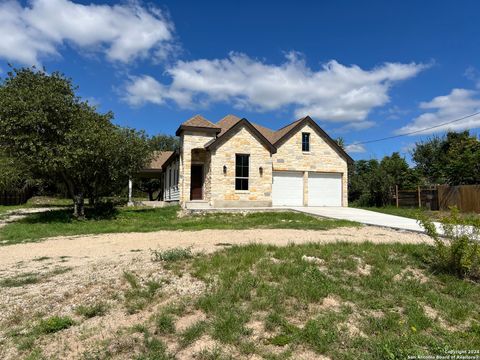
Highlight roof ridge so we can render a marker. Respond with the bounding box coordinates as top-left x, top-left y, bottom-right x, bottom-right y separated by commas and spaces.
275, 117, 306, 132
